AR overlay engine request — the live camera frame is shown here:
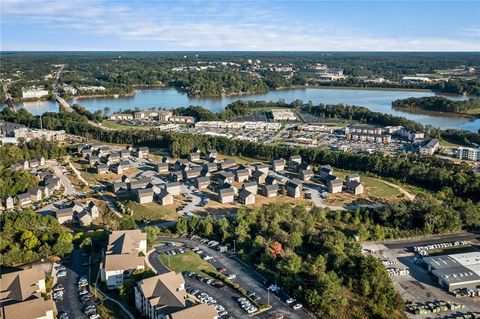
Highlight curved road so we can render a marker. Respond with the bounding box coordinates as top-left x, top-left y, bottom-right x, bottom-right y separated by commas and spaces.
147, 237, 315, 319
